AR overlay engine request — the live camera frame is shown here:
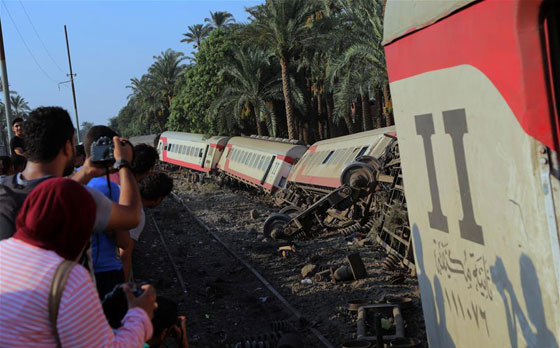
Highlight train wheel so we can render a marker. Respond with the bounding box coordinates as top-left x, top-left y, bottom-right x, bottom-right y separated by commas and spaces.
279, 205, 302, 217
355, 155, 383, 172
340, 162, 376, 188
263, 213, 291, 240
